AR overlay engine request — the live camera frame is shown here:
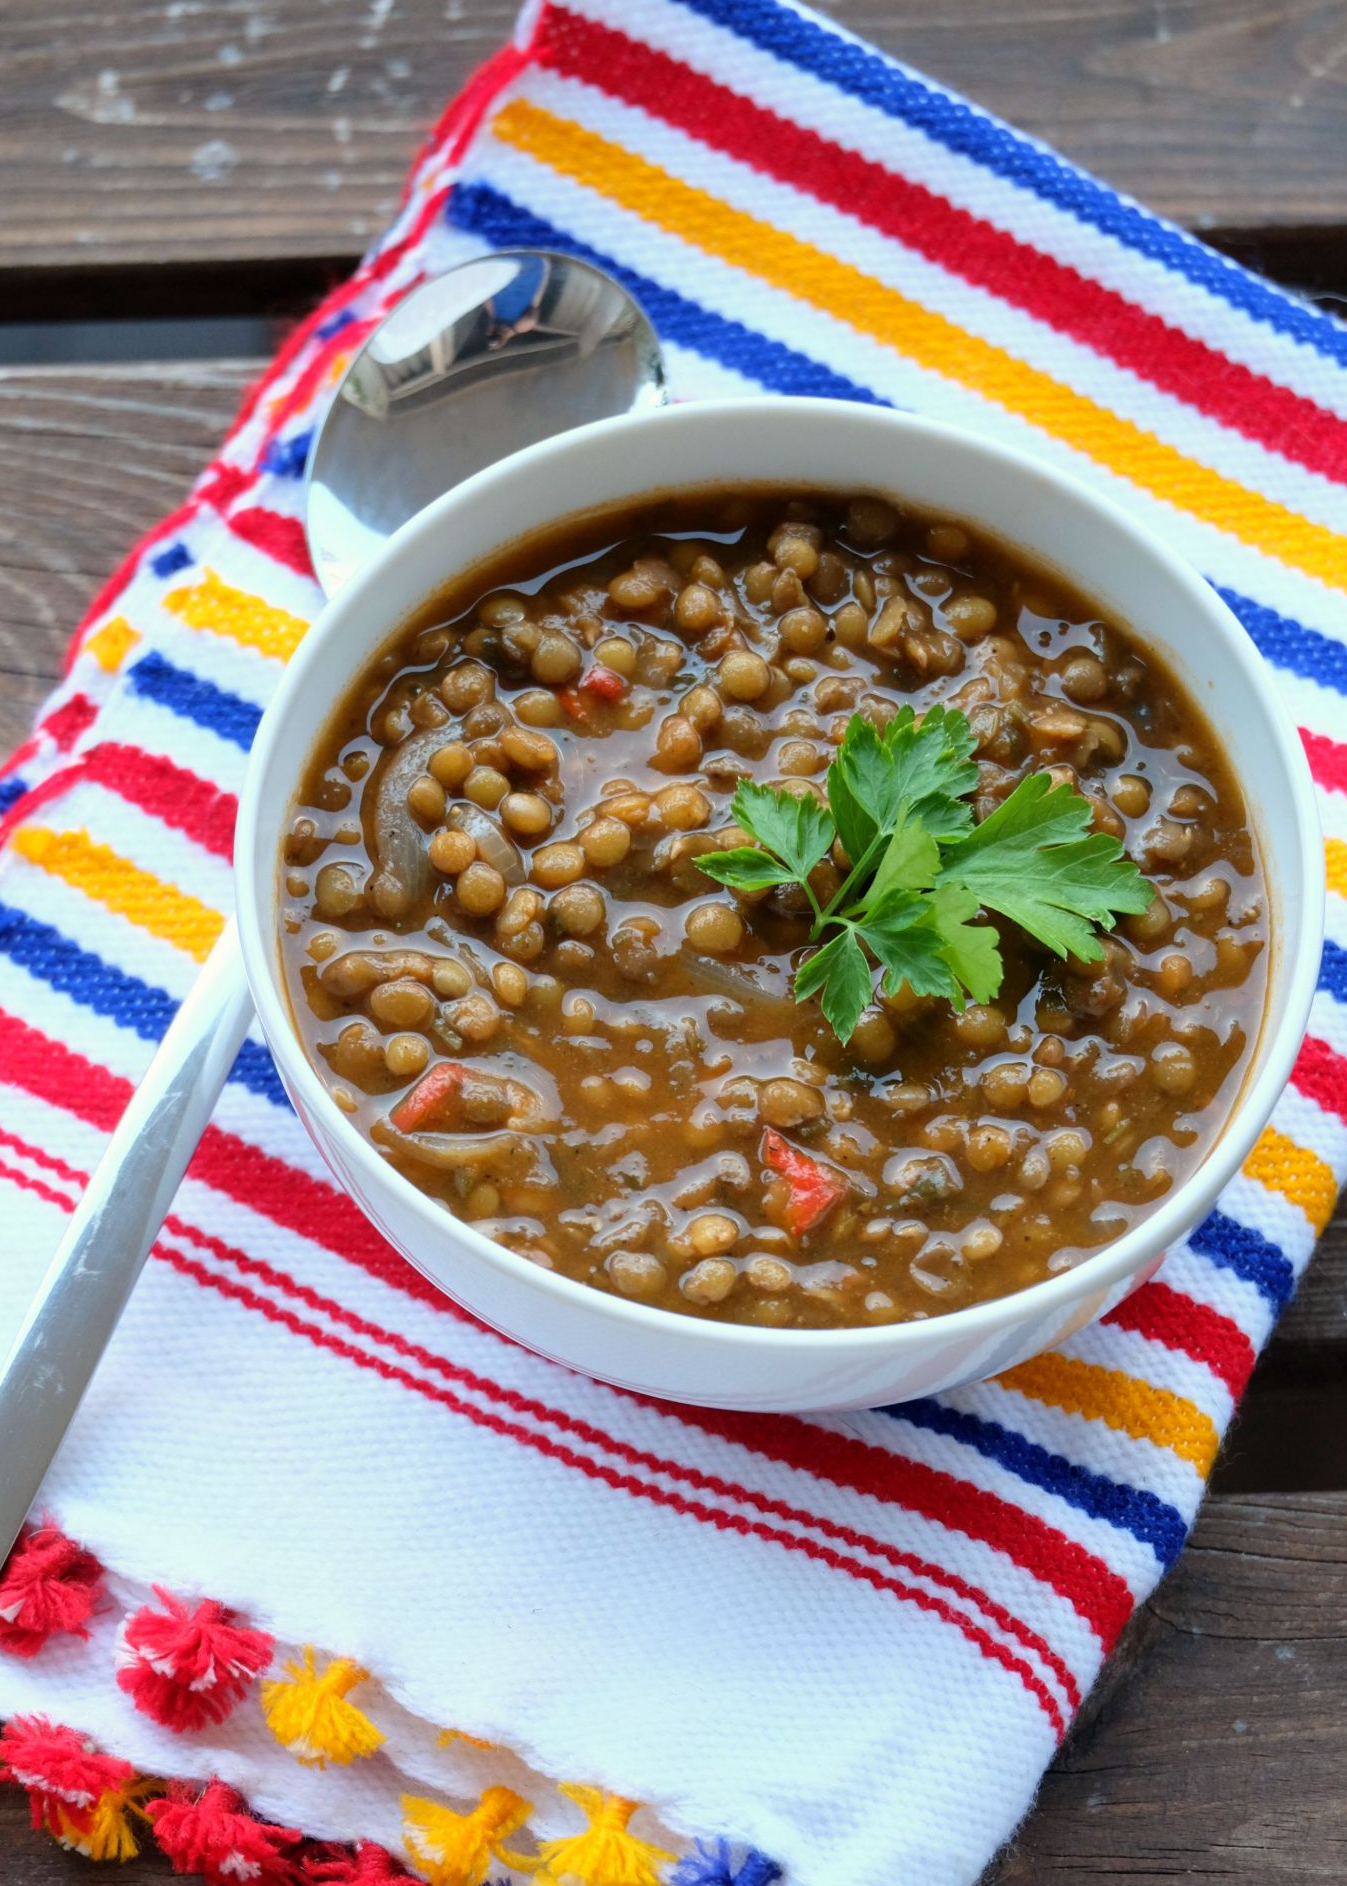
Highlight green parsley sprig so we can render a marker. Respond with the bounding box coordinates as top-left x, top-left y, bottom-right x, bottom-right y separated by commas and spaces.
695, 706, 1152, 1044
